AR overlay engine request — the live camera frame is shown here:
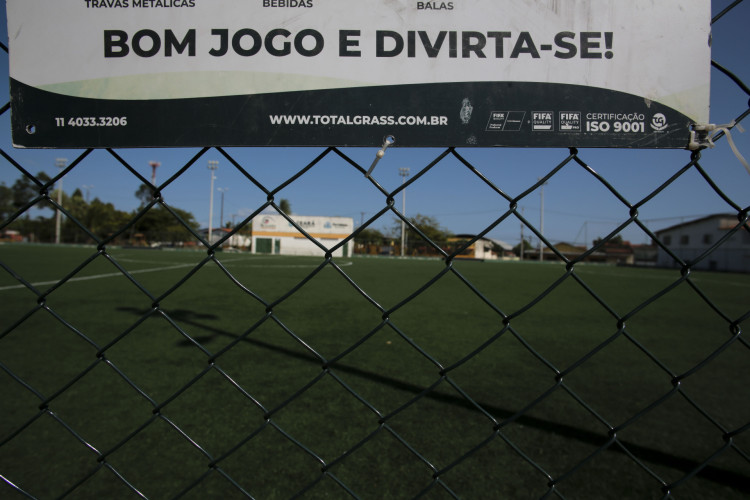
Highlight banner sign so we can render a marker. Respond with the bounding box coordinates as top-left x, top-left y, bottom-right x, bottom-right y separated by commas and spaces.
6, 0, 711, 149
